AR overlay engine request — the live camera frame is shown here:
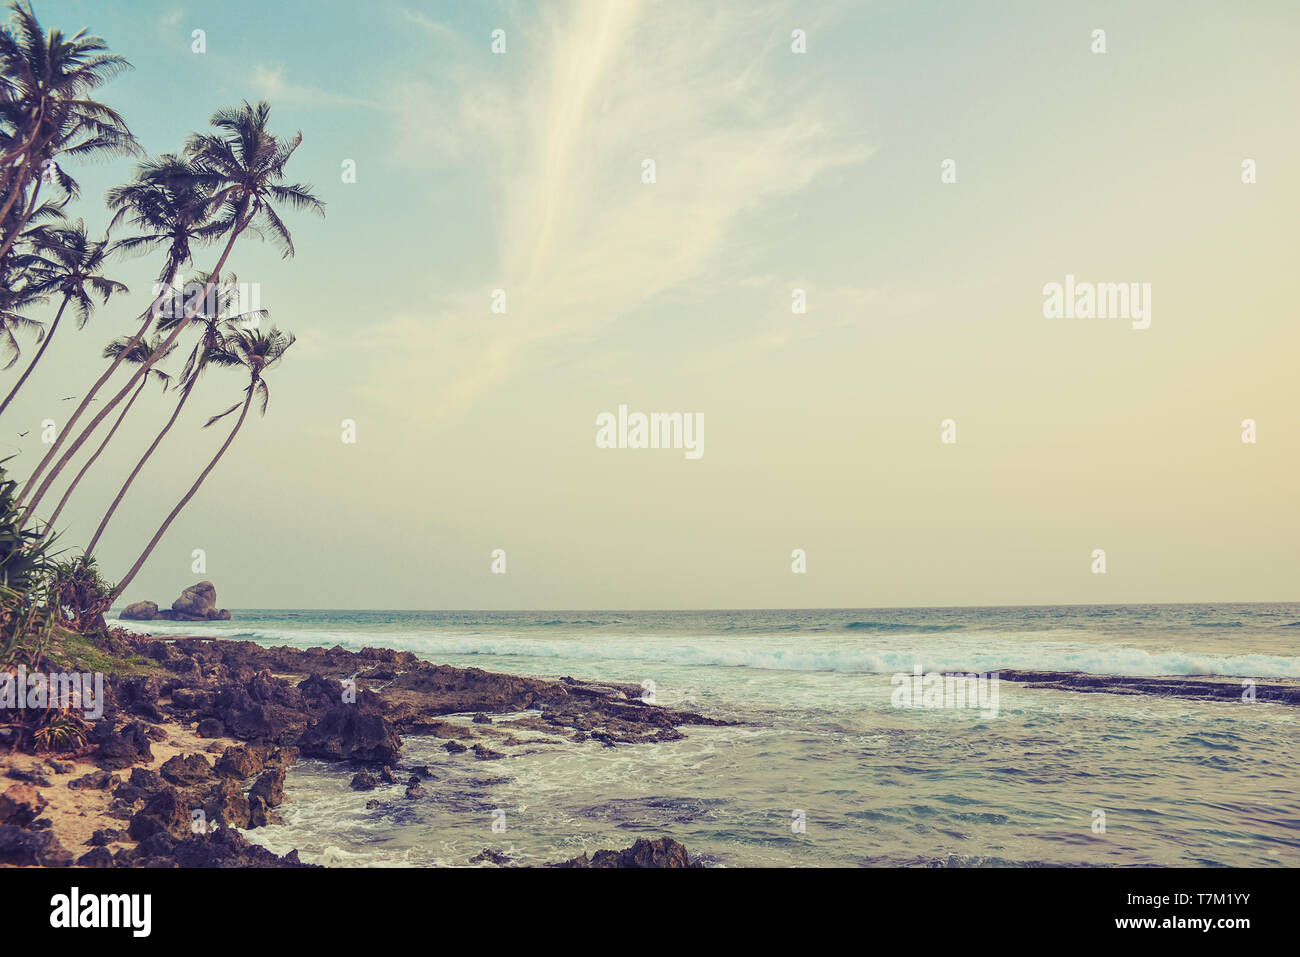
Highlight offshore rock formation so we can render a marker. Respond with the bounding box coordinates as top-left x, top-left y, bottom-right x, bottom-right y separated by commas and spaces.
121, 581, 232, 622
